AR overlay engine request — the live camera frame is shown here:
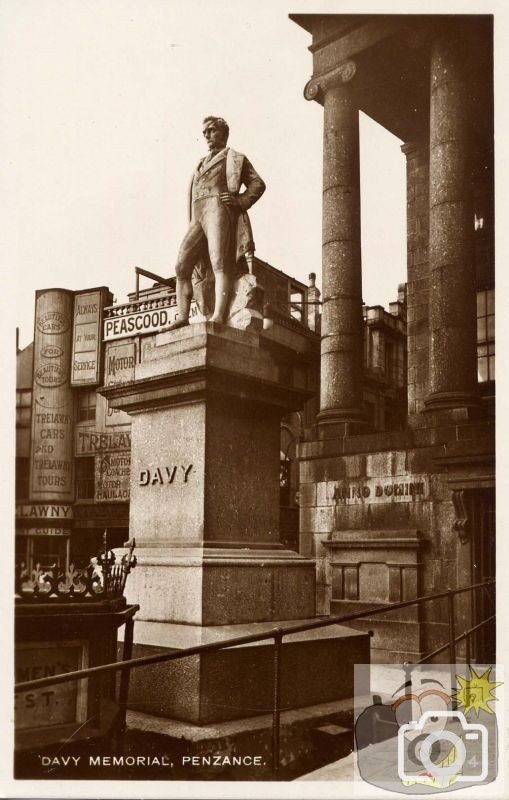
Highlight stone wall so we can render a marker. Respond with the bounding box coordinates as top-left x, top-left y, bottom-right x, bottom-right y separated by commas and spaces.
299, 421, 494, 662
